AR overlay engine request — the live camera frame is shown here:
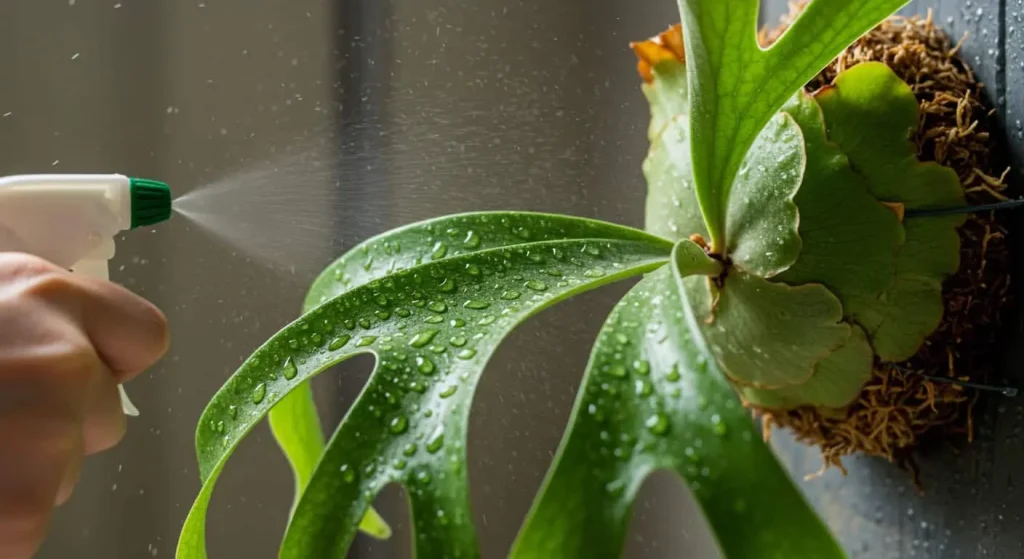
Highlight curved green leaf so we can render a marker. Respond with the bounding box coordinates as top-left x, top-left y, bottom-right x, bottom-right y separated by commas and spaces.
672, 237, 722, 276
641, 56, 805, 277
737, 324, 873, 410
267, 374, 393, 538
176, 213, 673, 559
723, 111, 804, 277
268, 384, 325, 493
678, 0, 909, 250
775, 91, 904, 309
685, 270, 849, 389
815, 62, 963, 209
815, 62, 963, 361
304, 213, 639, 309
514, 245, 845, 558
644, 116, 708, 242
271, 212, 684, 534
